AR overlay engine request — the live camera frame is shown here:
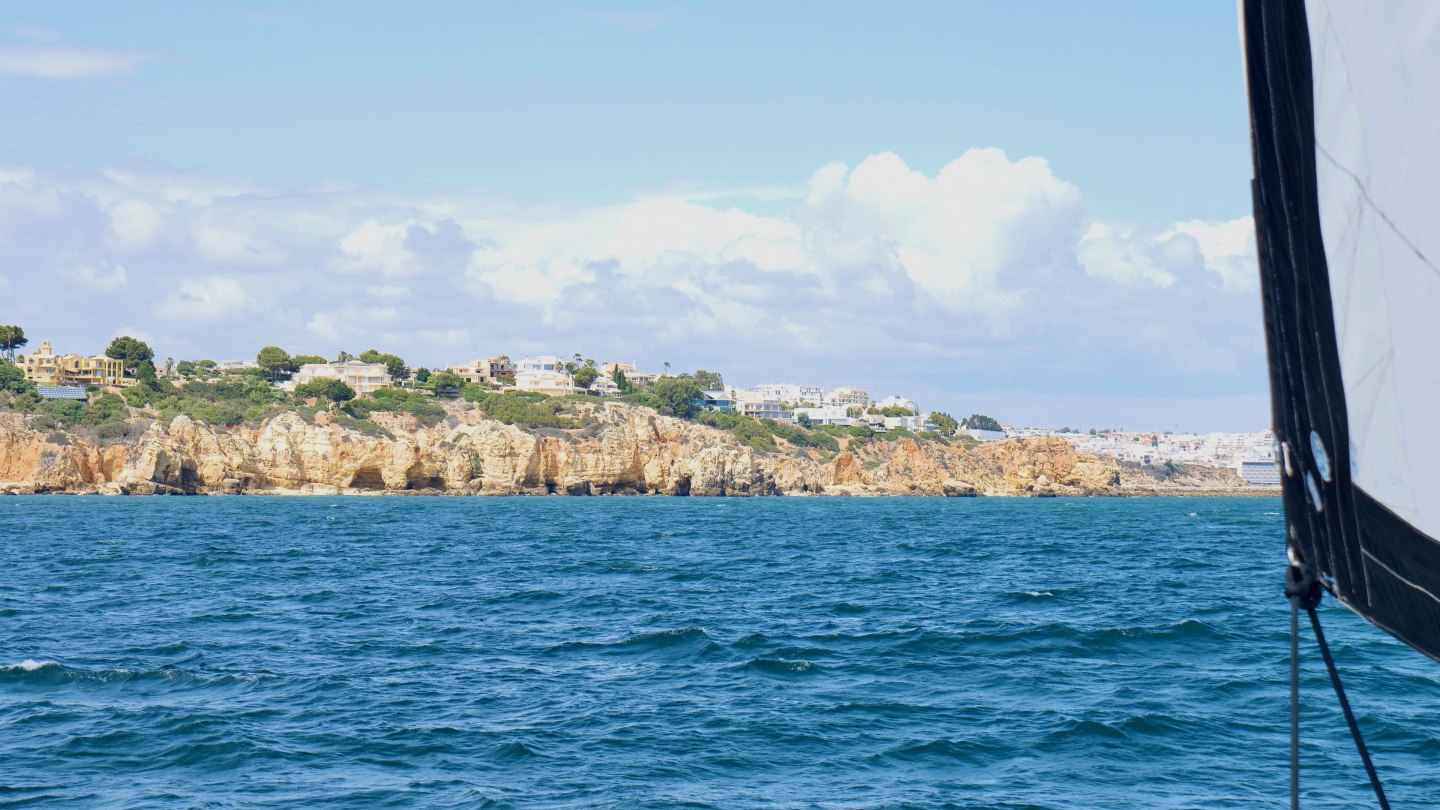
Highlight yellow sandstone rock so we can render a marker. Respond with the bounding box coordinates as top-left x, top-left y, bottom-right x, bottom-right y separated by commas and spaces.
0, 405, 1246, 497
